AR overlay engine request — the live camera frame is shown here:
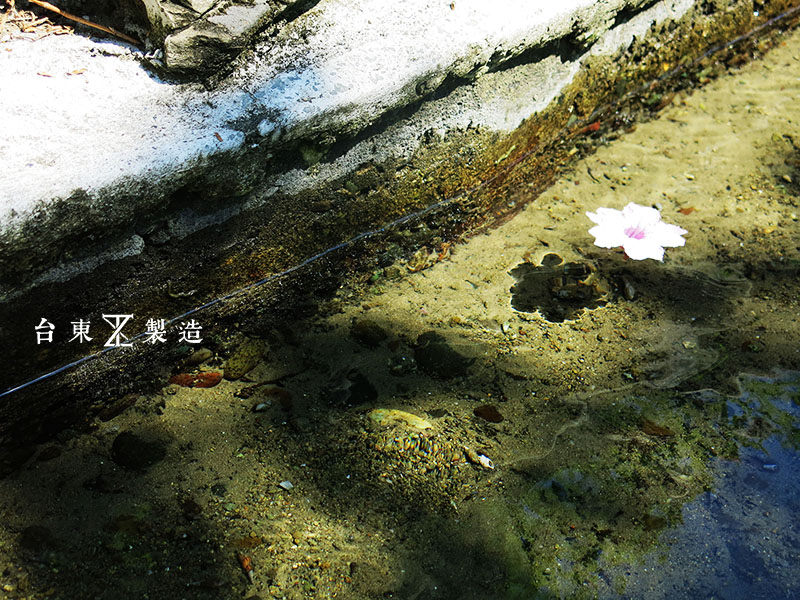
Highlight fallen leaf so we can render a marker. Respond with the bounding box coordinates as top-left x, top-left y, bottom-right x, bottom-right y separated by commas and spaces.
641, 418, 675, 437
678, 207, 696, 215
169, 372, 223, 388
214, 132, 223, 142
